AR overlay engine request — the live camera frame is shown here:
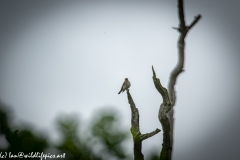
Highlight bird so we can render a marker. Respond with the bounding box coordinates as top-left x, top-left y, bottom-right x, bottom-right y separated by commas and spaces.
118, 78, 131, 94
